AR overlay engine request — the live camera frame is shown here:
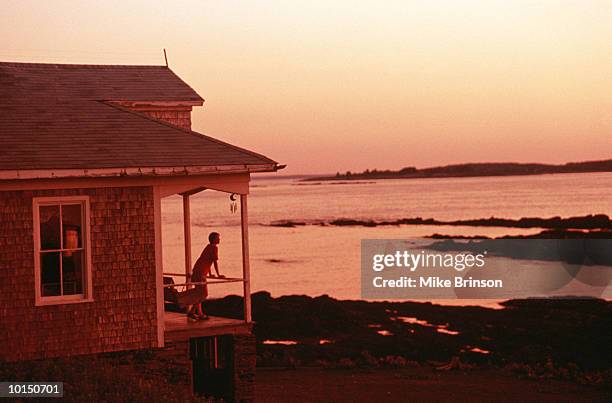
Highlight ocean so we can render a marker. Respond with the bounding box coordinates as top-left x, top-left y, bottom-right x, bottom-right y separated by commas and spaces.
161, 172, 612, 306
